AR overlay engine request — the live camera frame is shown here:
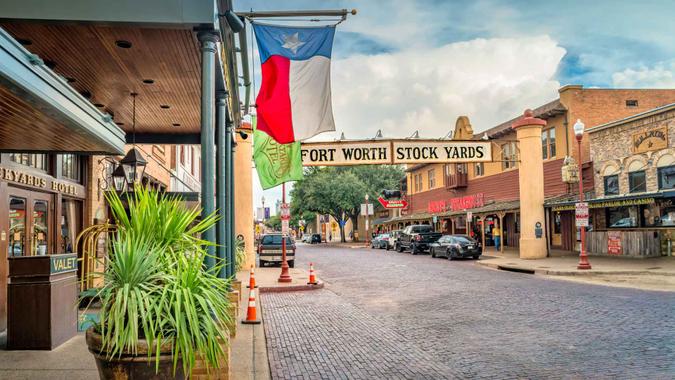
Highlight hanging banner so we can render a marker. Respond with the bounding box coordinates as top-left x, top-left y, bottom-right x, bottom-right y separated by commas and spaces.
300, 139, 492, 166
